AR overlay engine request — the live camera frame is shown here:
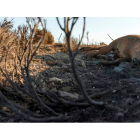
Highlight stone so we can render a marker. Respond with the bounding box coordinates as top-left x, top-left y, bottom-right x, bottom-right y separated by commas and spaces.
112, 67, 124, 73
113, 62, 131, 74
42, 55, 56, 62
118, 62, 131, 72
49, 77, 63, 84
118, 62, 130, 68
58, 90, 79, 99
2, 106, 10, 112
